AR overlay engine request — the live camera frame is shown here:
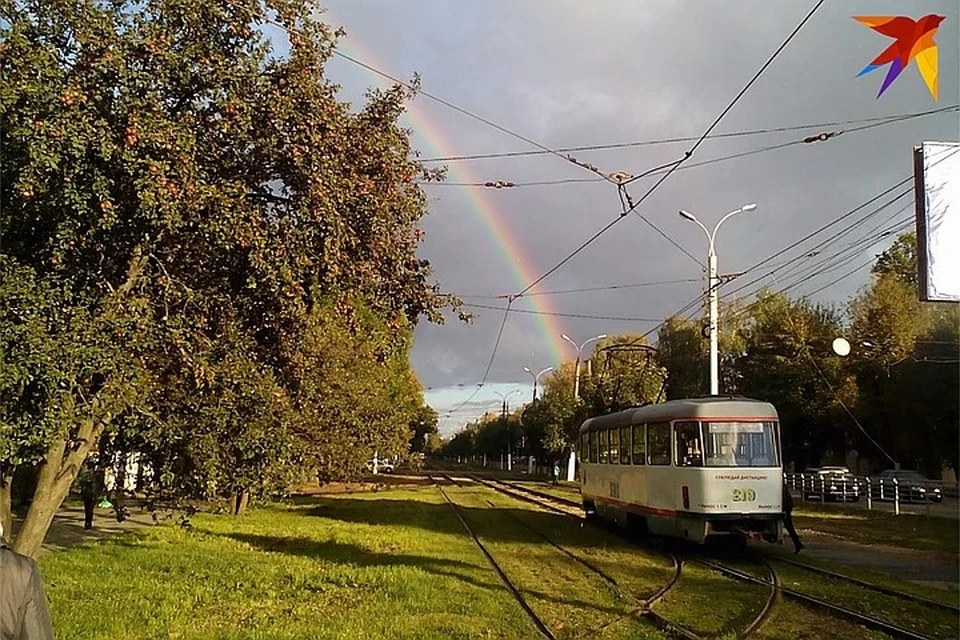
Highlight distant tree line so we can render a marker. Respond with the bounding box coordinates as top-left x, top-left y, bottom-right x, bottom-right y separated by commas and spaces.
439, 232, 958, 479
1, 0, 456, 557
